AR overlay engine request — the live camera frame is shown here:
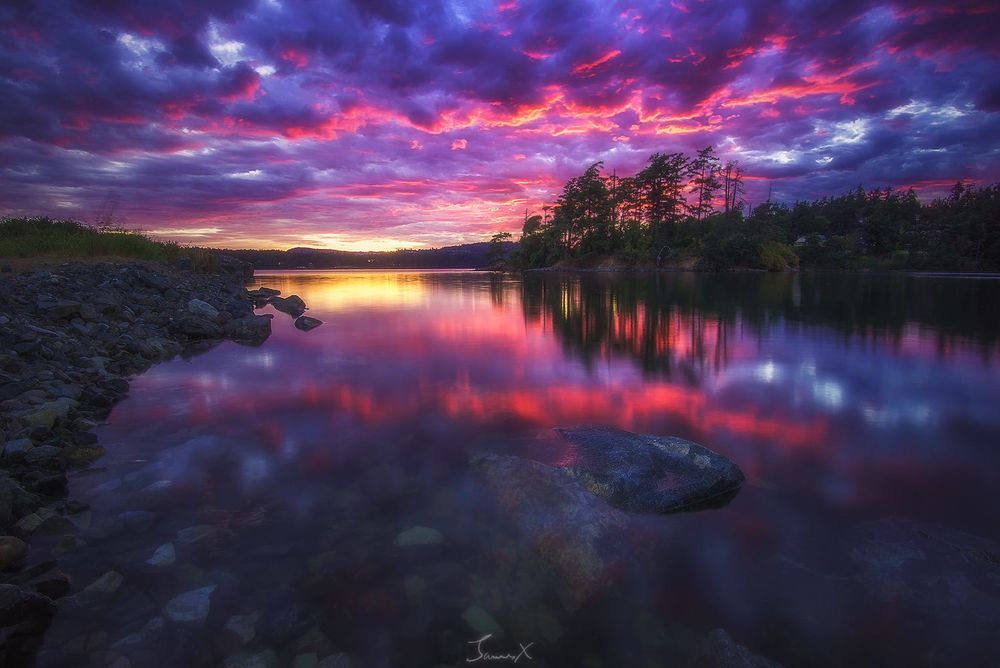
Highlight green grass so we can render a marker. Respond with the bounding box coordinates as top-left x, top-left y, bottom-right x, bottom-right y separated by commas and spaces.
0, 216, 178, 261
